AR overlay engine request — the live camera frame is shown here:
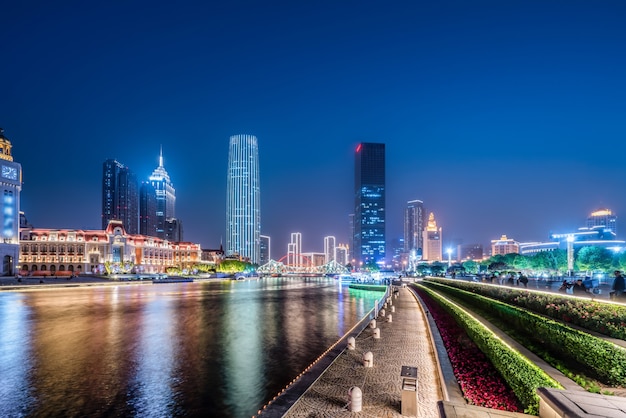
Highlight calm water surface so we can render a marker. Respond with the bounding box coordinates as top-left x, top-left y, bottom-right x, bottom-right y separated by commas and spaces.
0, 277, 383, 418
